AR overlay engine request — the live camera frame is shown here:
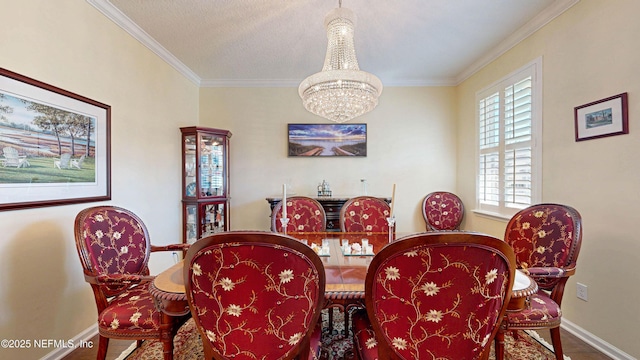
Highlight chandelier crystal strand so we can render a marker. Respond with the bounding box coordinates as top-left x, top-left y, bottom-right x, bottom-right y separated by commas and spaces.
299, 5, 382, 123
